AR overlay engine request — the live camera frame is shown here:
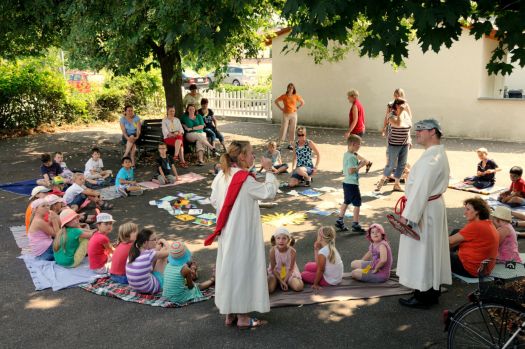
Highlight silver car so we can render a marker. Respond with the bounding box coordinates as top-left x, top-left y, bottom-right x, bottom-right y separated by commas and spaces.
208, 66, 258, 86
